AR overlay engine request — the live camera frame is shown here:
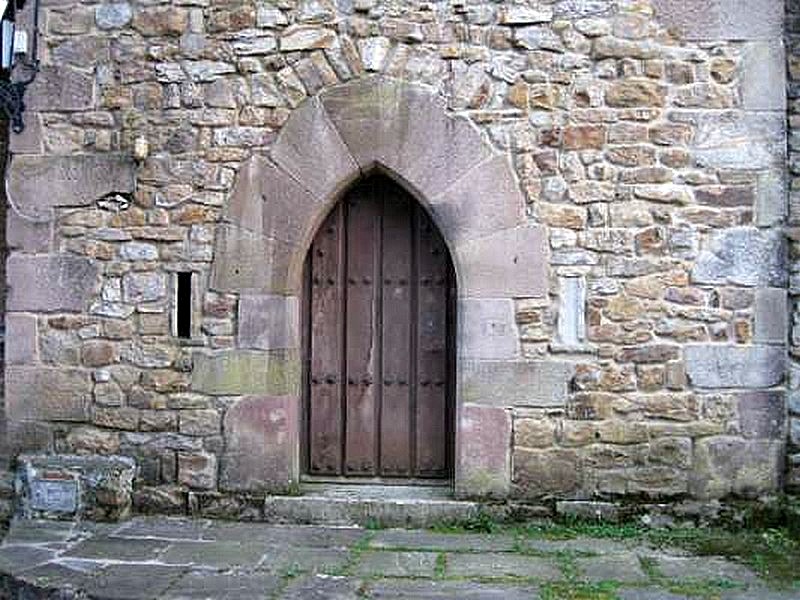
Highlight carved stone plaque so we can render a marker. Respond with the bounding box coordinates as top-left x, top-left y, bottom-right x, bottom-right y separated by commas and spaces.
30, 478, 78, 513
